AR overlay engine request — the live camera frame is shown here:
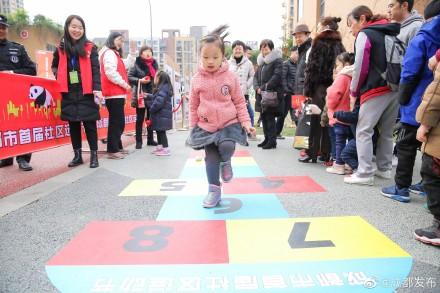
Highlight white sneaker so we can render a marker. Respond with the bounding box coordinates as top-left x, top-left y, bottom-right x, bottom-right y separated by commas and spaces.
326, 163, 345, 175
344, 173, 374, 186
375, 169, 392, 179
